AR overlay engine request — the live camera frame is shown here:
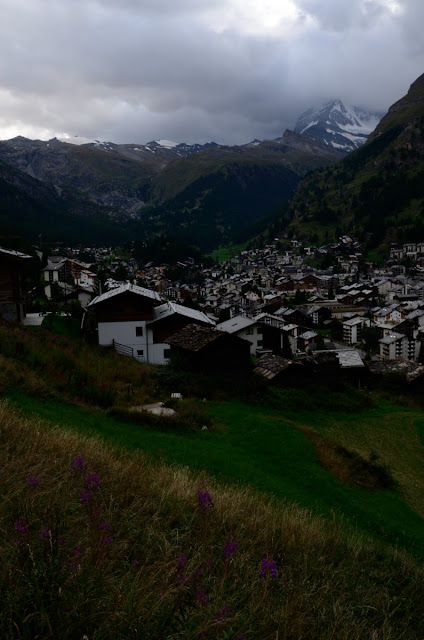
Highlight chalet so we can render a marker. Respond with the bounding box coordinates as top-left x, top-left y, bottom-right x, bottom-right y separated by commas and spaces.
88, 284, 215, 365
297, 330, 318, 352
0, 247, 32, 322
301, 349, 366, 387
302, 305, 332, 326
88, 283, 162, 357
146, 302, 215, 363
217, 315, 264, 355
253, 353, 309, 386
255, 313, 286, 355
373, 305, 405, 324
167, 324, 251, 374
43, 258, 66, 284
